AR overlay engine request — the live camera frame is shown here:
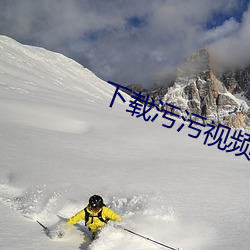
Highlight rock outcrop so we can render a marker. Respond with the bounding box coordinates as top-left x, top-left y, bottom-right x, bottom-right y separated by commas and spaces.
161, 49, 250, 128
